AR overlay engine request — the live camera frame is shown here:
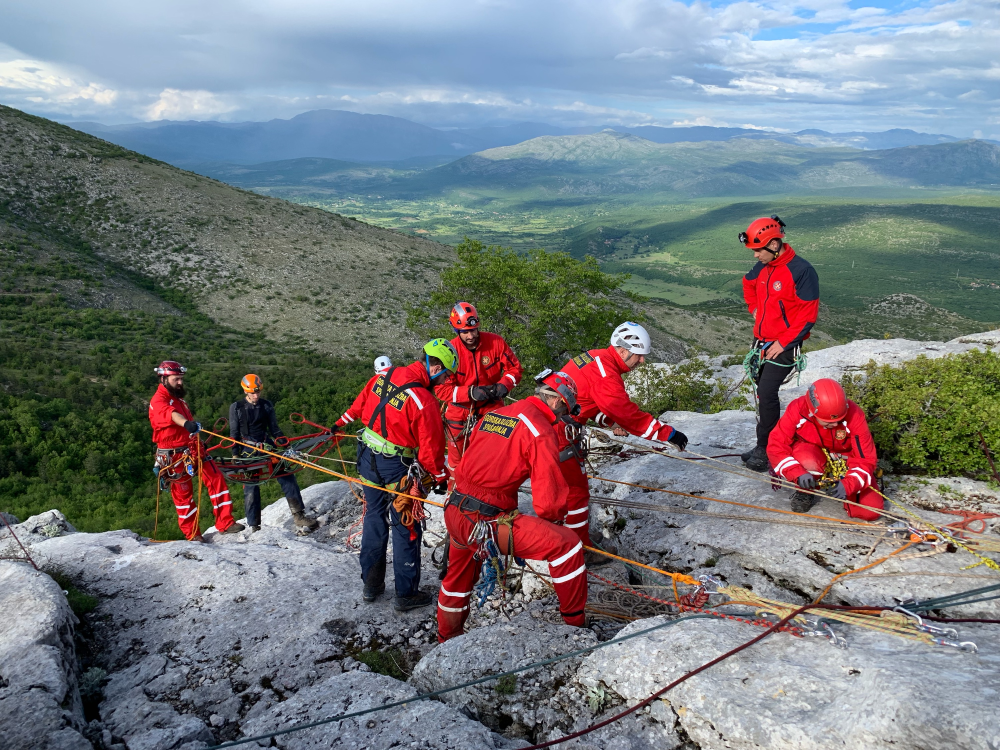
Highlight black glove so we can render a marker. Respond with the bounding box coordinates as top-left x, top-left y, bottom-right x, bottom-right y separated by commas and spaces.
183, 420, 201, 435
469, 385, 491, 402
797, 474, 817, 490
493, 383, 509, 400
432, 480, 449, 495
667, 429, 688, 451
828, 481, 847, 500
